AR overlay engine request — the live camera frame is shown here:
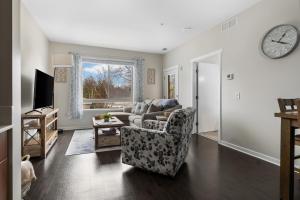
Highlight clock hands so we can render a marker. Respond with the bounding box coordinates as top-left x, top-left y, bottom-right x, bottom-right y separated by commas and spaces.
278, 31, 288, 42
271, 30, 290, 44
271, 39, 290, 45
